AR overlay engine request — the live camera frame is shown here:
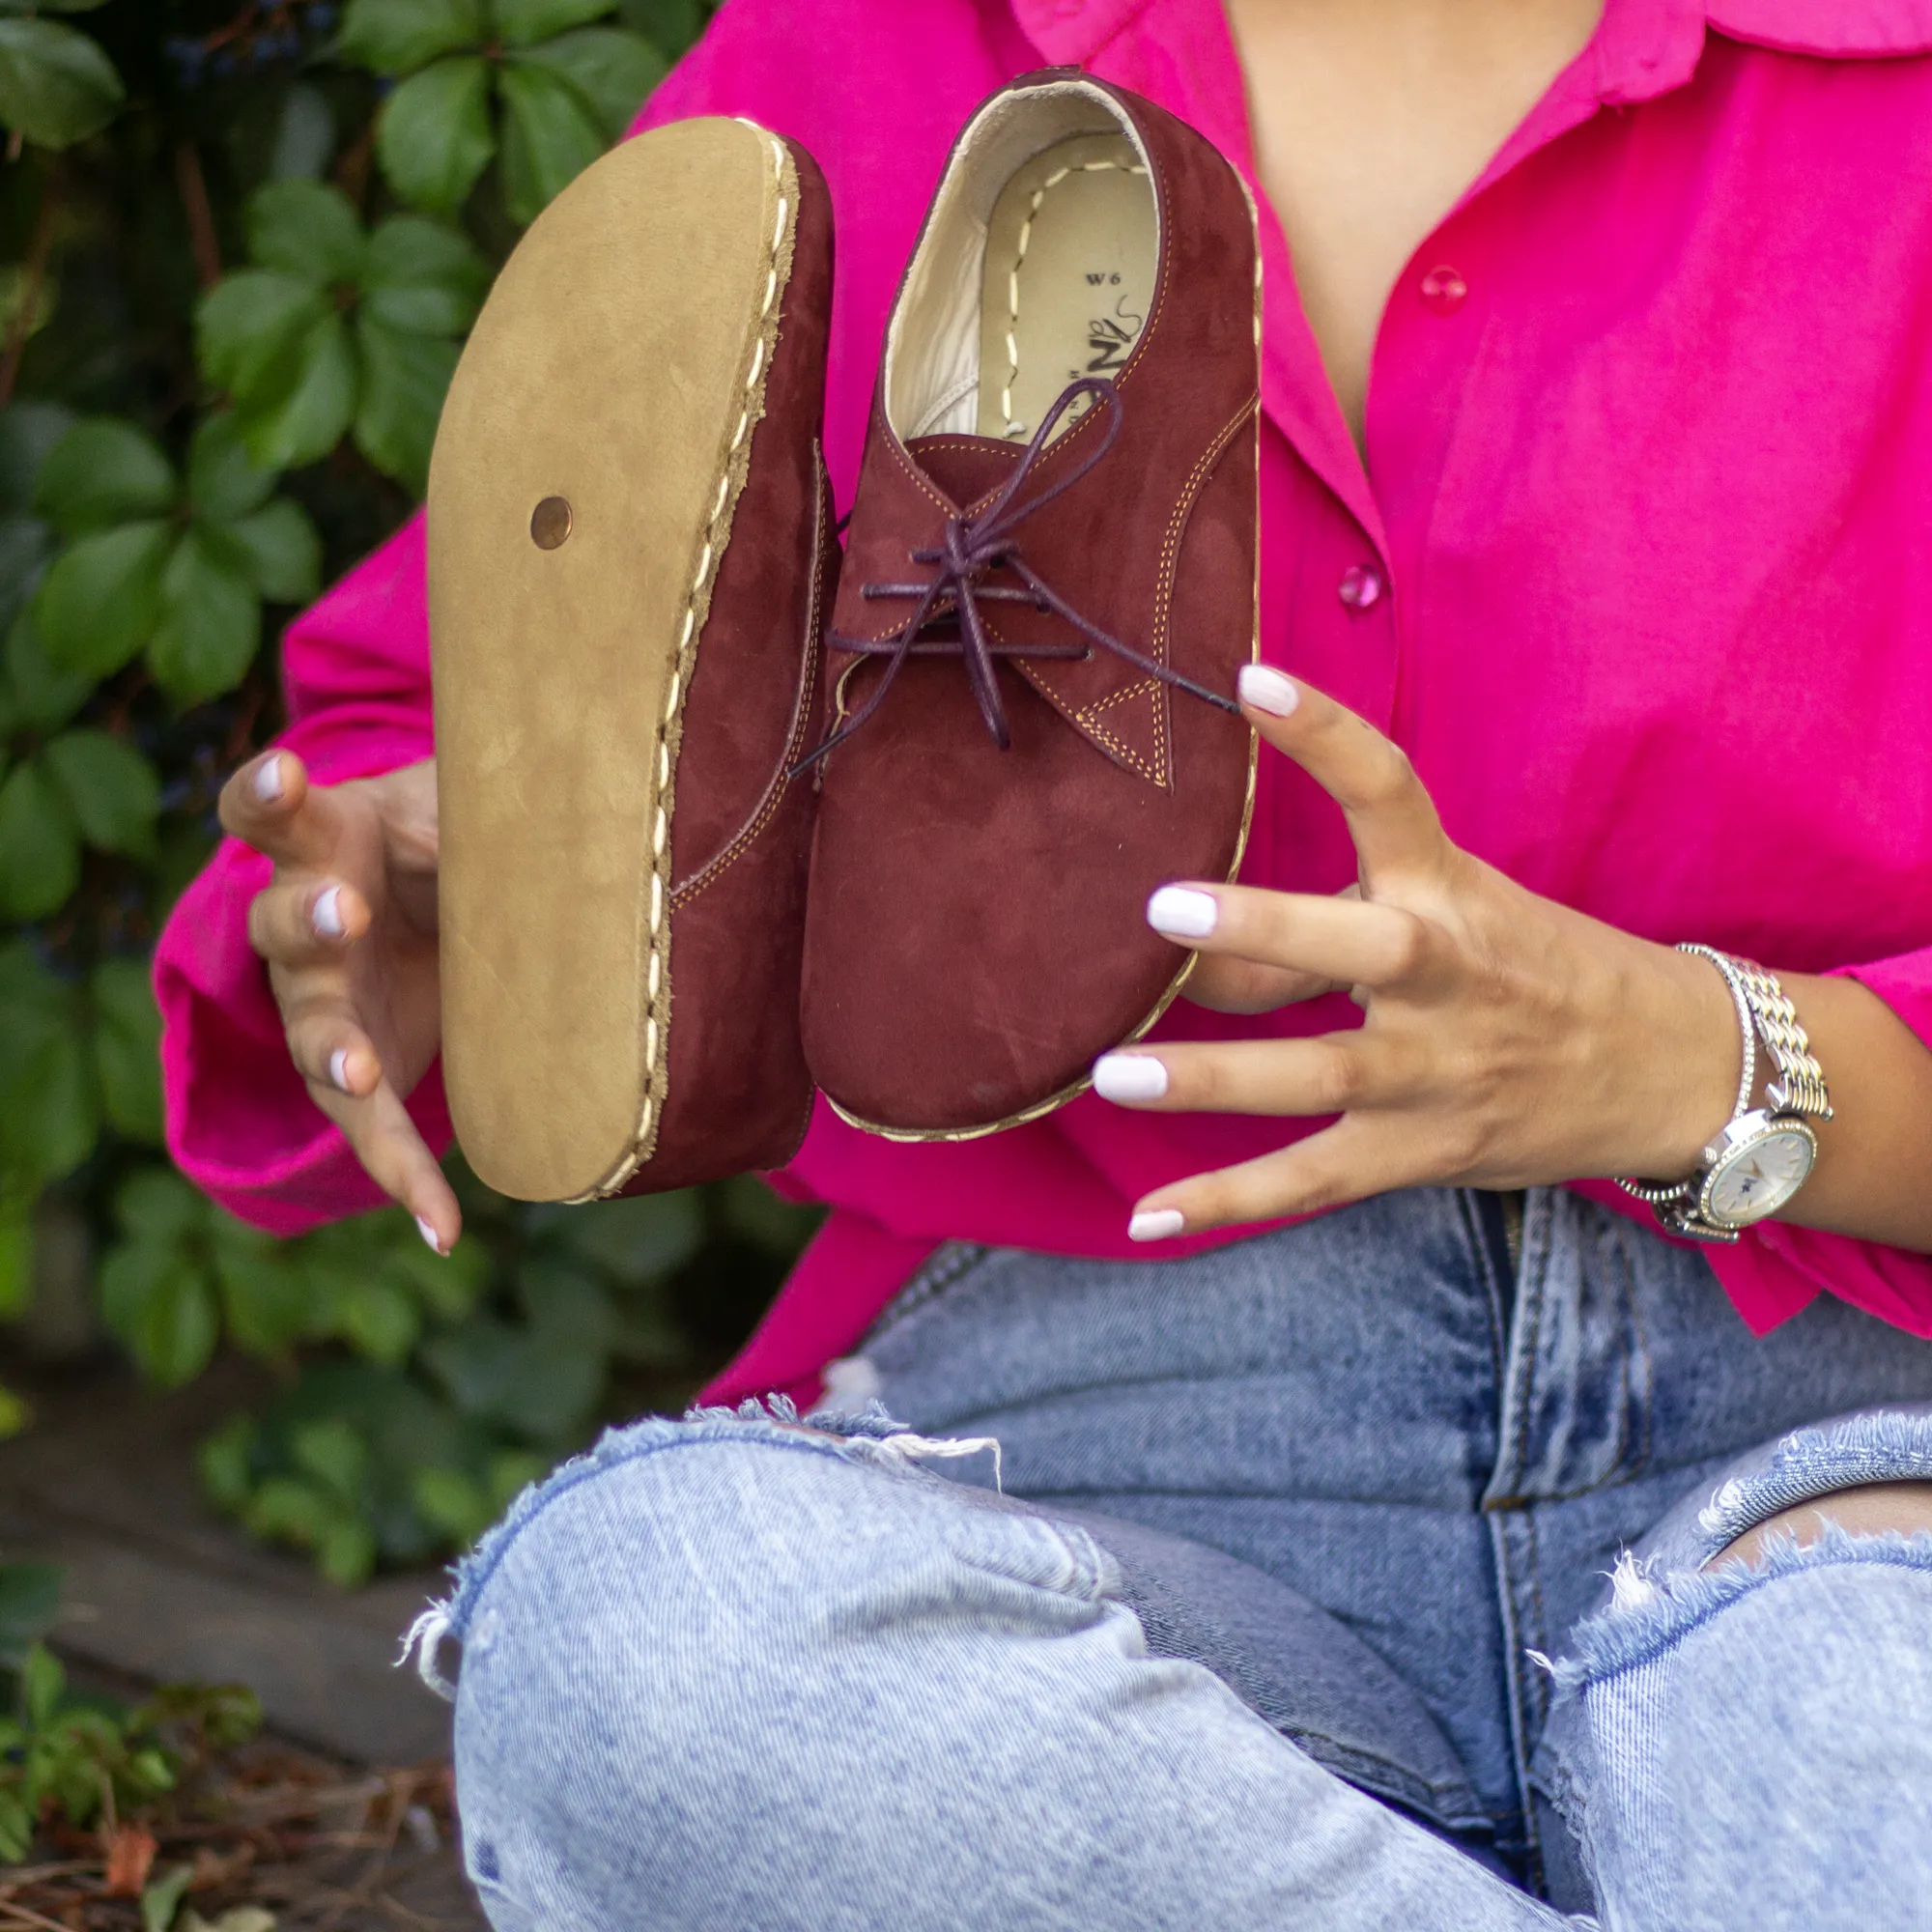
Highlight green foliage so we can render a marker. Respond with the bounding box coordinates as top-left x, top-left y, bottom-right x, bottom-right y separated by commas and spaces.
342, 0, 667, 223
193, 1171, 813, 1584
0, 3, 125, 153
31, 411, 321, 702
198, 181, 488, 488
0, 1553, 261, 1866
0, 0, 779, 1587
